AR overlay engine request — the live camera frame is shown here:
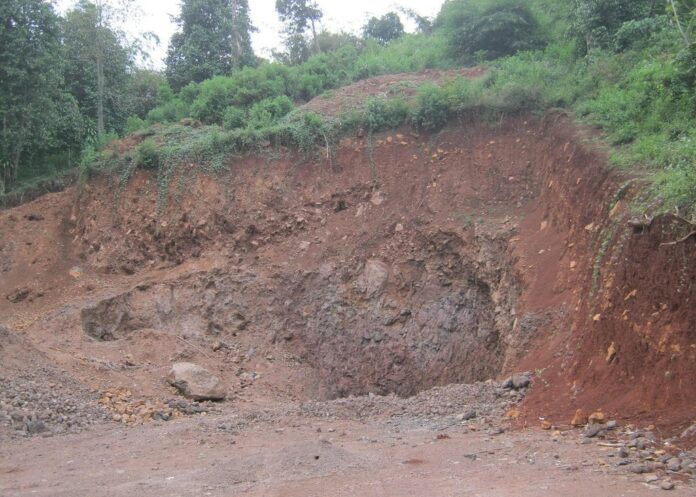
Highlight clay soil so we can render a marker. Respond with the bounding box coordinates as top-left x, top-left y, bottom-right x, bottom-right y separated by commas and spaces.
1, 103, 695, 496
